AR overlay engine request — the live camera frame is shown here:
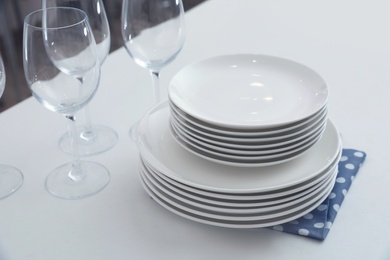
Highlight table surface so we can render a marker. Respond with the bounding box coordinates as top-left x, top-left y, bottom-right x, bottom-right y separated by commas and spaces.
1, 0, 390, 259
